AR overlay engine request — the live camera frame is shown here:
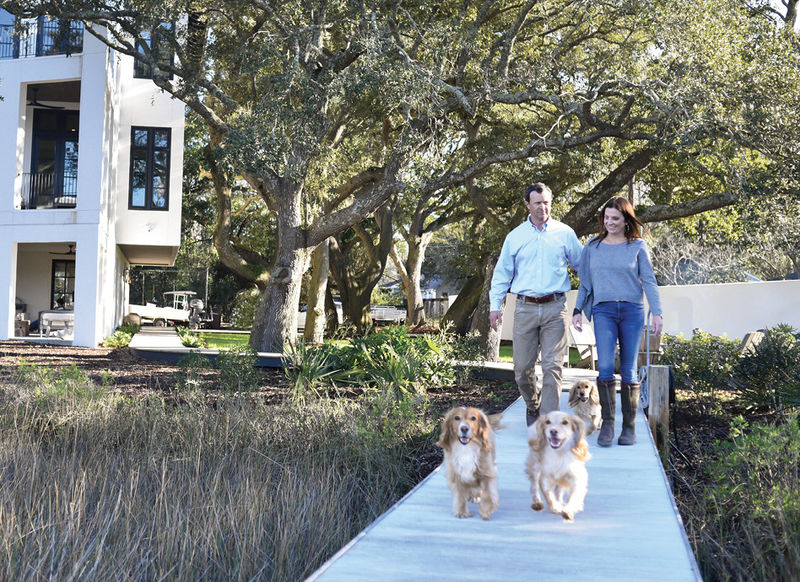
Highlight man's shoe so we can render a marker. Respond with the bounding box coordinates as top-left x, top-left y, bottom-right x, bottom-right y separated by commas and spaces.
526, 408, 539, 427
